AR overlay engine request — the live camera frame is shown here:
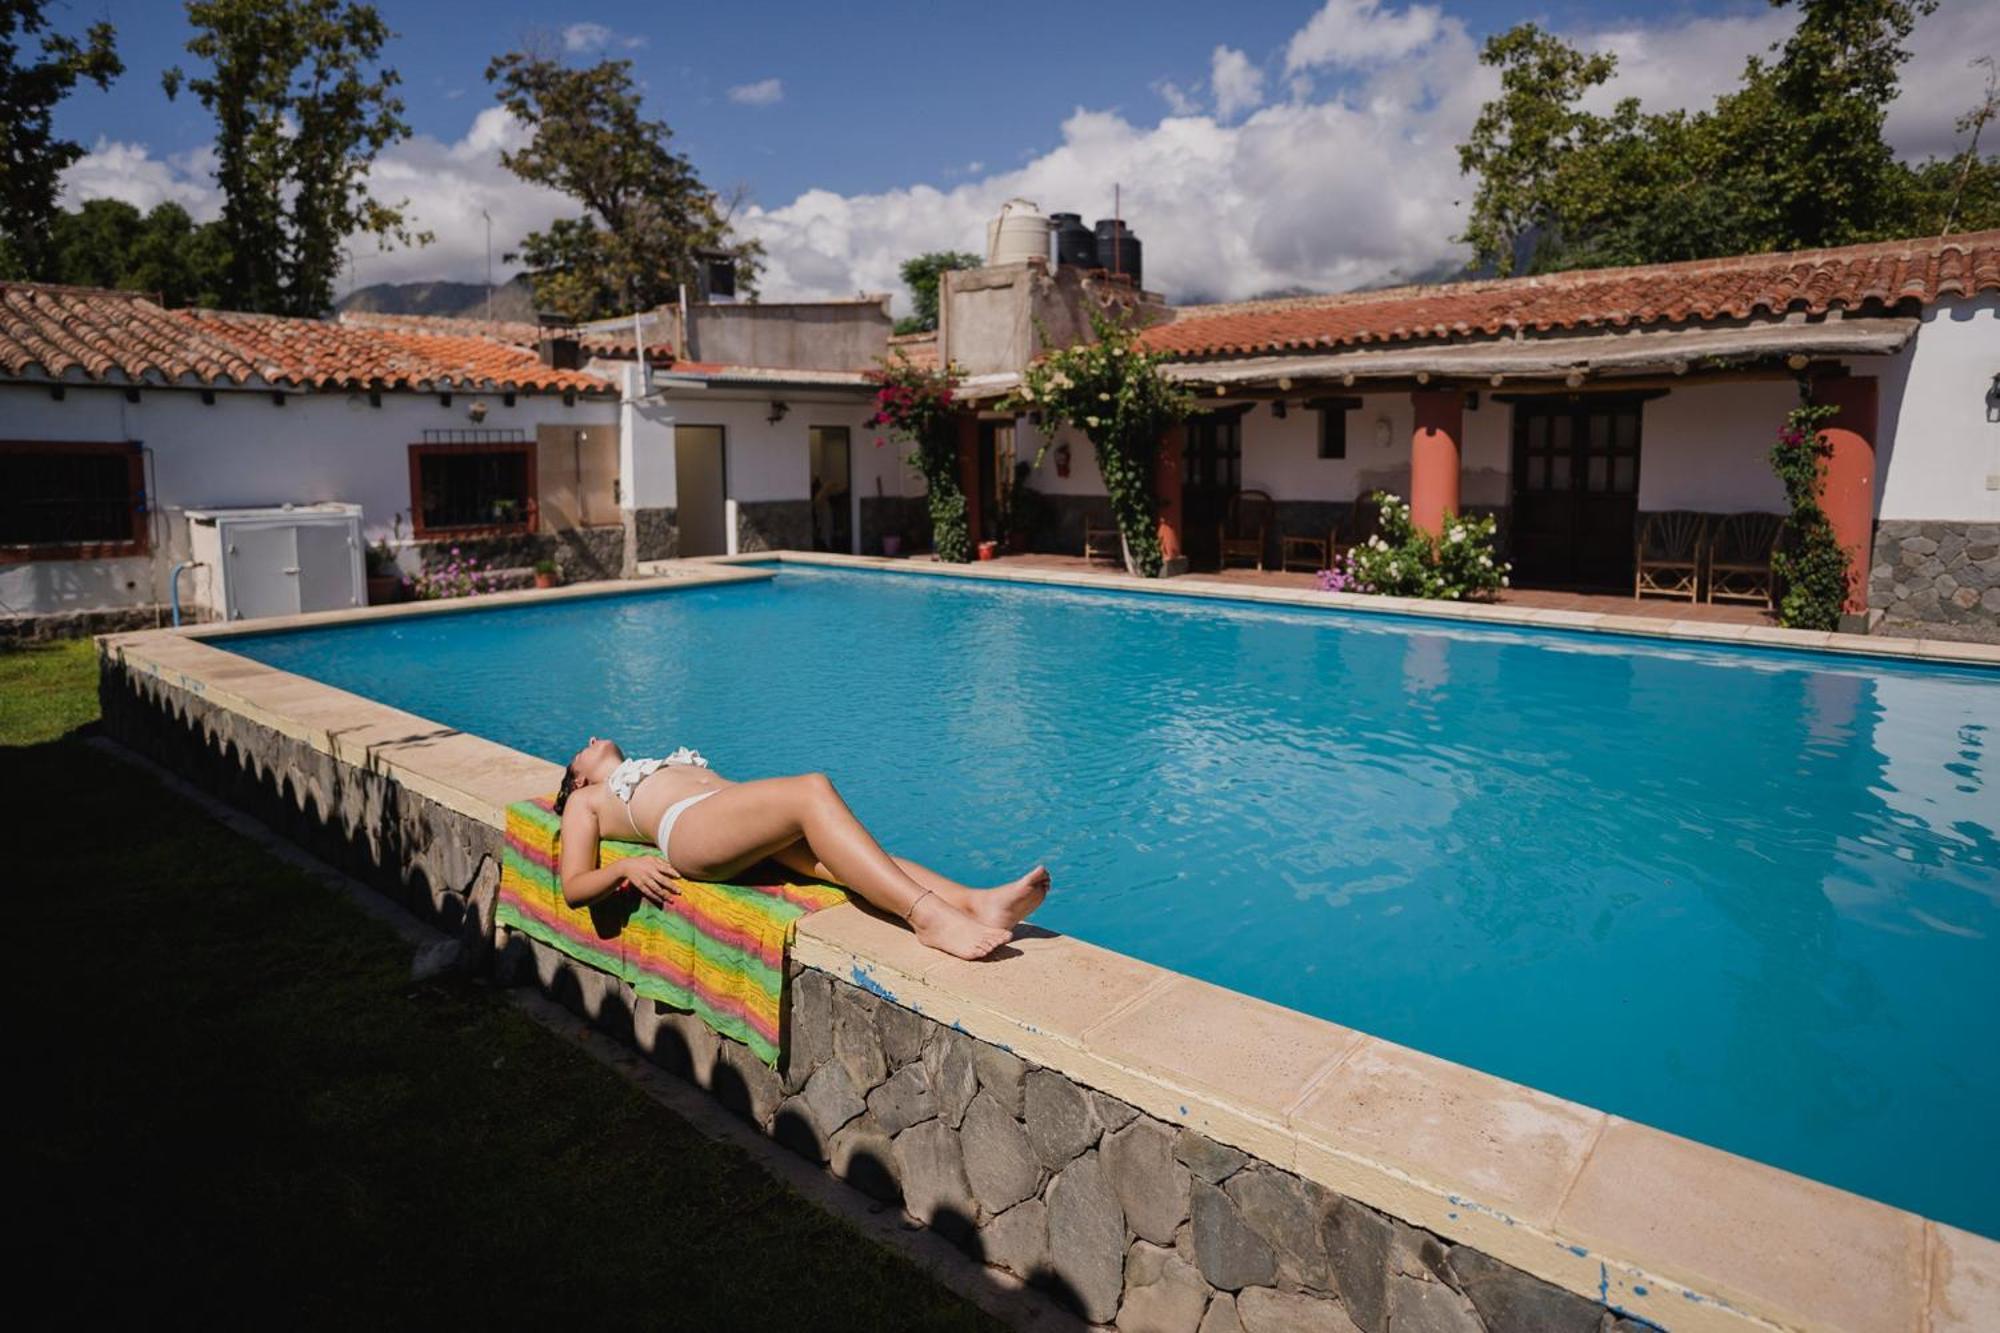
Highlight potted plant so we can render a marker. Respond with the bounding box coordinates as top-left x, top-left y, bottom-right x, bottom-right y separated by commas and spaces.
976, 539, 1000, 561
364, 514, 406, 604
881, 533, 903, 557
533, 557, 560, 590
